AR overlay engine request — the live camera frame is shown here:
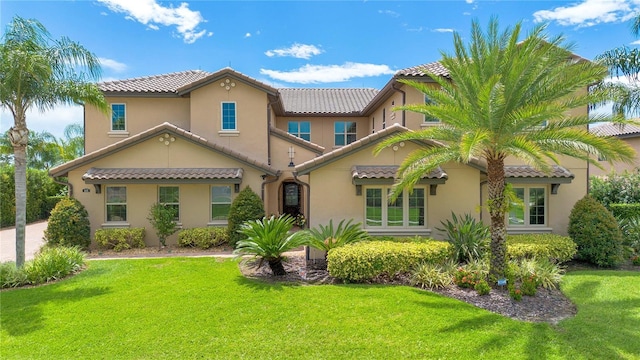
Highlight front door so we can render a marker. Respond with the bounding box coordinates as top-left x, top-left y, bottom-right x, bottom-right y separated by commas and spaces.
282, 182, 301, 217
